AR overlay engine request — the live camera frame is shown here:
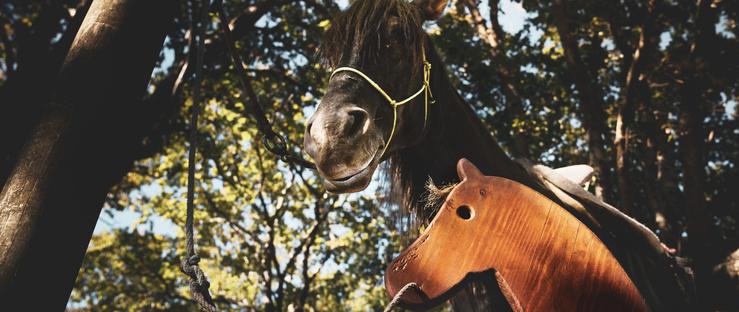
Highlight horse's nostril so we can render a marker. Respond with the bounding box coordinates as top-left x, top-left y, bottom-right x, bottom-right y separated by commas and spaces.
345, 109, 368, 137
